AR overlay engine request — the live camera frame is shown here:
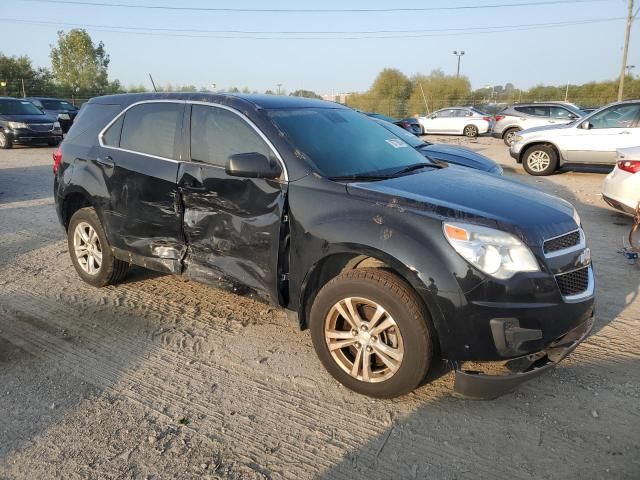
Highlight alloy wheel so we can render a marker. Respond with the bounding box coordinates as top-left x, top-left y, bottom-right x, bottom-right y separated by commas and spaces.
527, 150, 551, 173
73, 222, 103, 275
505, 131, 517, 145
464, 126, 477, 137
324, 297, 404, 383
